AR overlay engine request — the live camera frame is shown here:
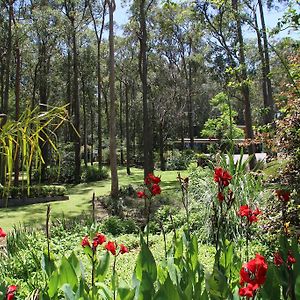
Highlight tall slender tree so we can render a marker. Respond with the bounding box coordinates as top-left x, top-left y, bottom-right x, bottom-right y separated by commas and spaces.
107, 0, 119, 198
